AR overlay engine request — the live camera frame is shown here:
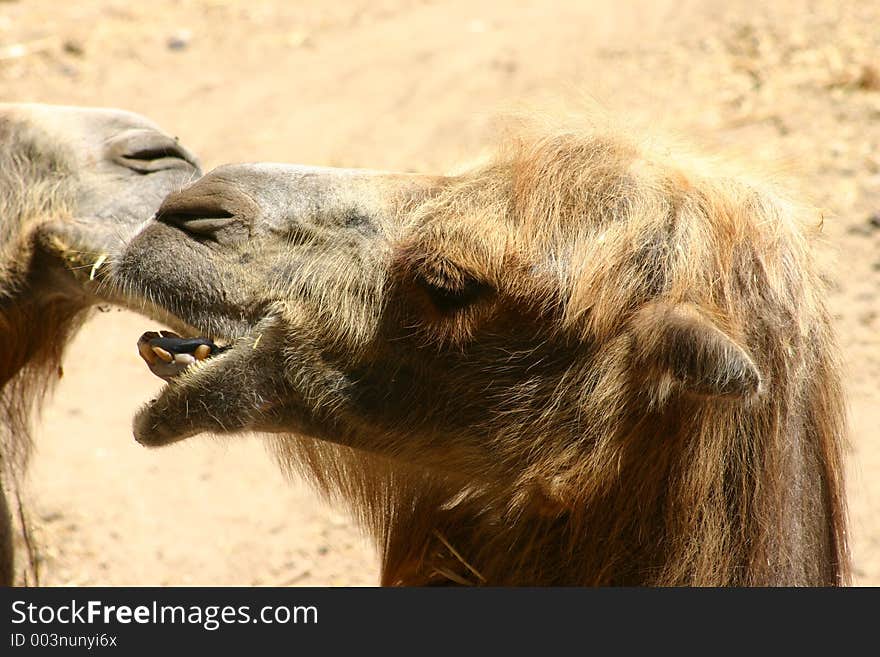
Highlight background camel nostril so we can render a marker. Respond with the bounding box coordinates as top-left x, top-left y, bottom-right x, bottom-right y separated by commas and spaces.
108, 128, 200, 173
125, 146, 188, 163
